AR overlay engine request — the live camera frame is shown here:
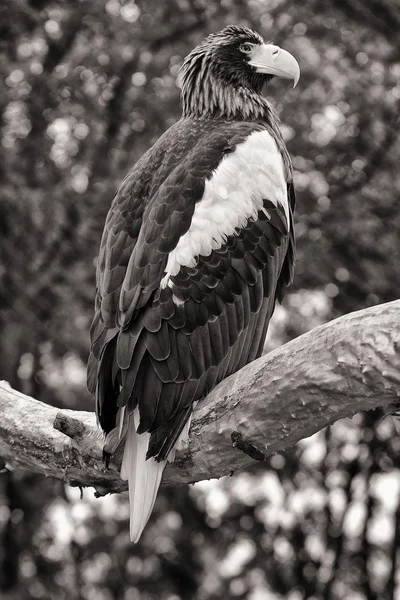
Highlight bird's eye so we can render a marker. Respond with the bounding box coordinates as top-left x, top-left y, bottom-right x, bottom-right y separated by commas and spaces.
240, 43, 253, 54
